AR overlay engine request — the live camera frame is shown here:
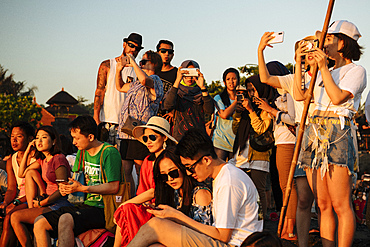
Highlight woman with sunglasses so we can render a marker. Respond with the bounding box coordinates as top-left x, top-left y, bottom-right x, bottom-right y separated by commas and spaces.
114, 147, 212, 246
162, 60, 214, 142
113, 116, 176, 246
293, 21, 366, 247
115, 50, 164, 197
